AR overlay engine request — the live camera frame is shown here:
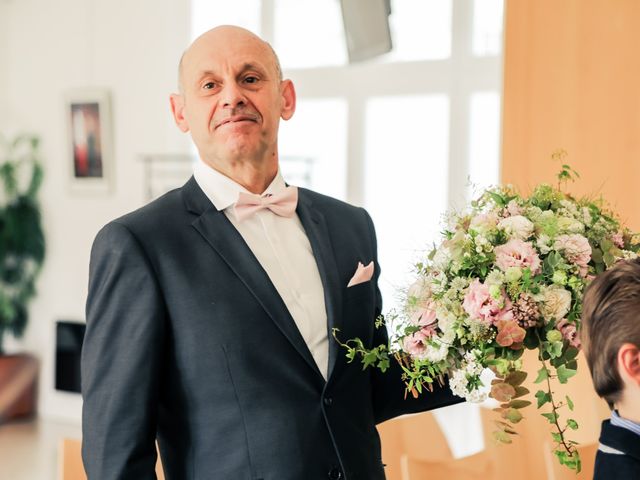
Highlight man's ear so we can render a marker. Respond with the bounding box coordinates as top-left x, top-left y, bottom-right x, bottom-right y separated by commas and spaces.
280, 79, 296, 121
618, 343, 640, 386
170, 93, 190, 132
